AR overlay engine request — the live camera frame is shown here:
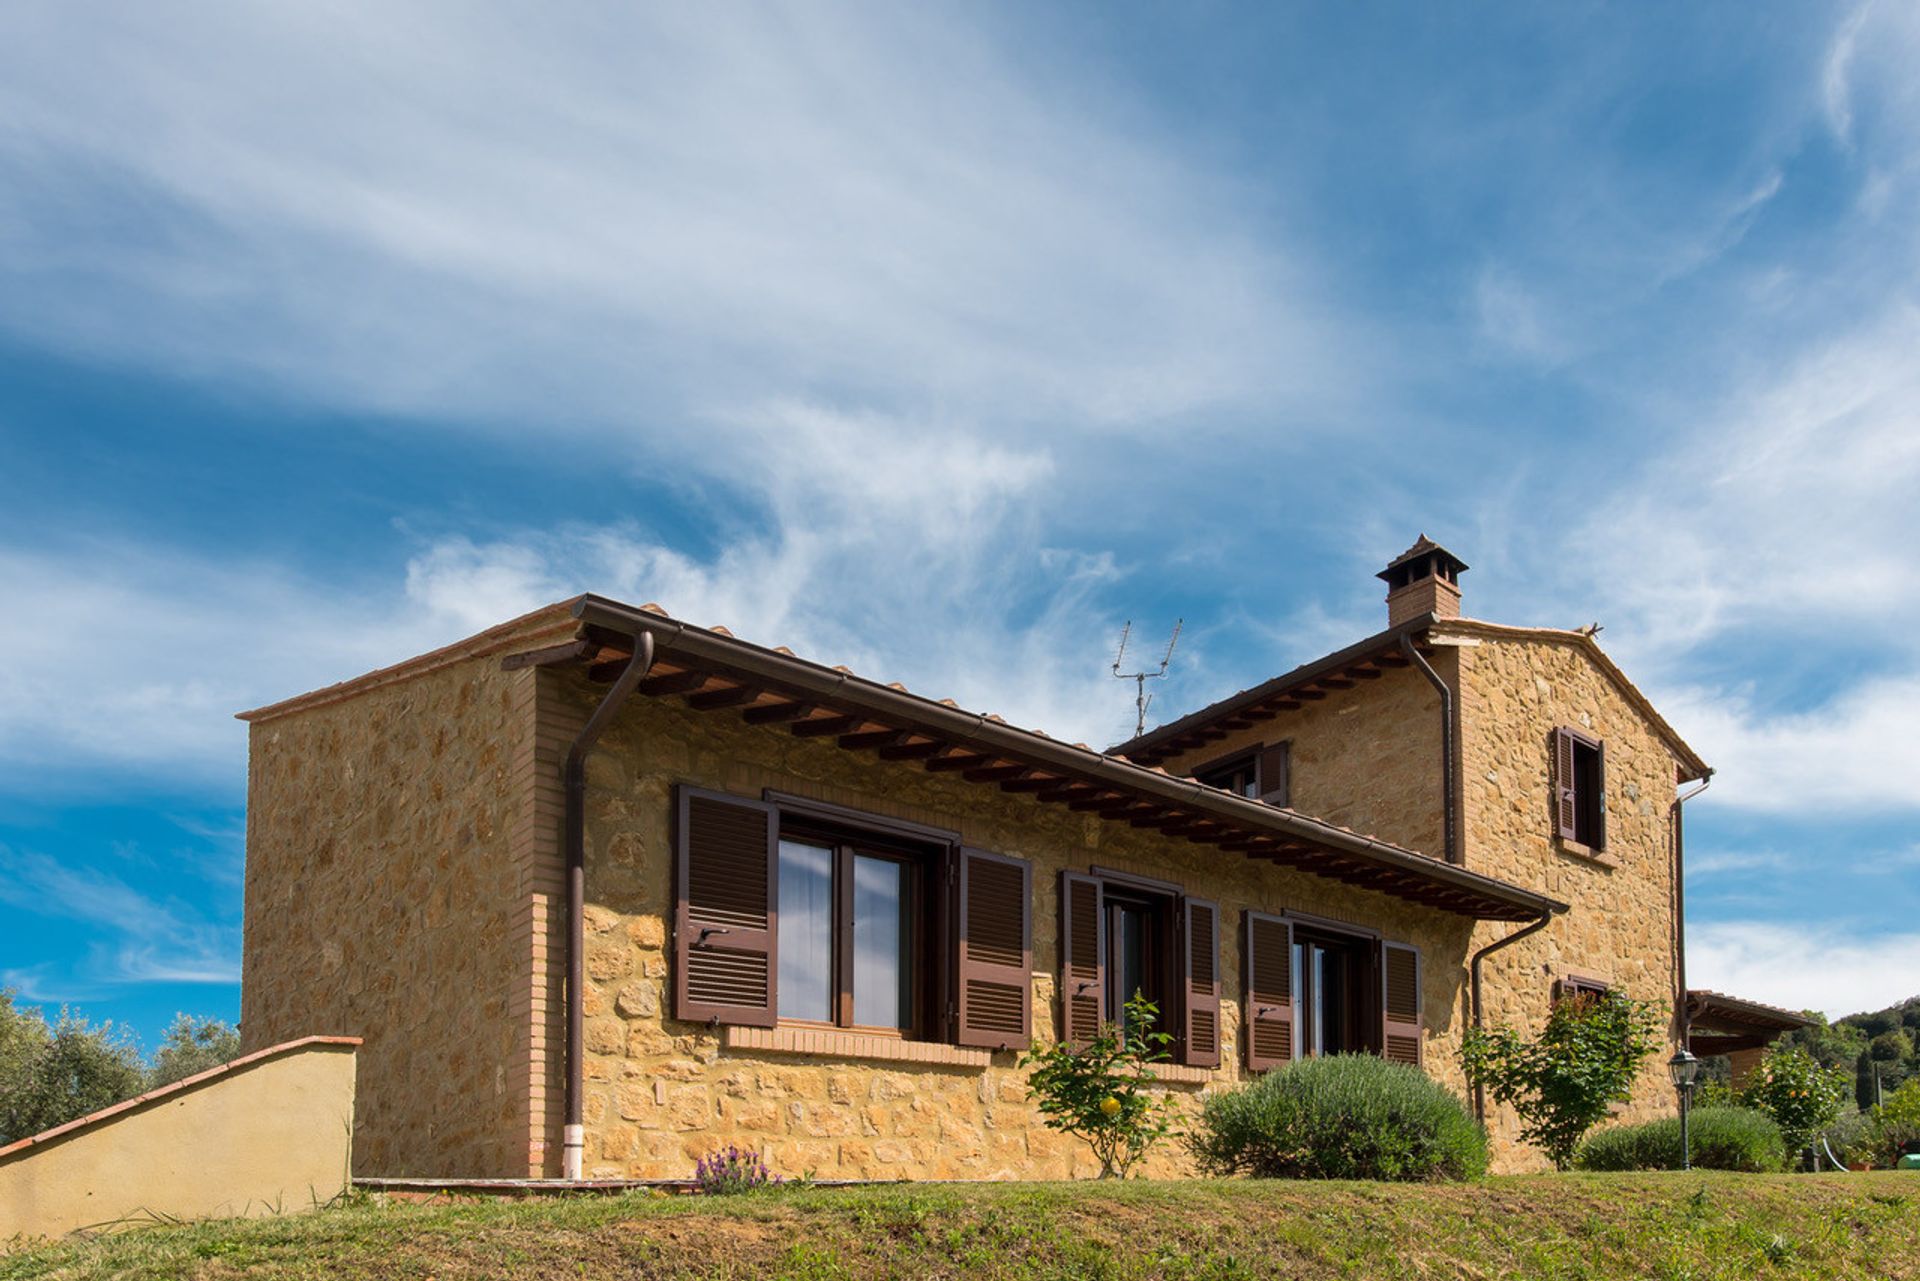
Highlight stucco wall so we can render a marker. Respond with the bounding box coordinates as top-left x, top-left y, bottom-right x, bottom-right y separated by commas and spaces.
1450, 629, 1685, 1167
240, 655, 538, 1177
546, 668, 1483, 1182
1149, 657, 1451, 860
0, 1040, 356, 1240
